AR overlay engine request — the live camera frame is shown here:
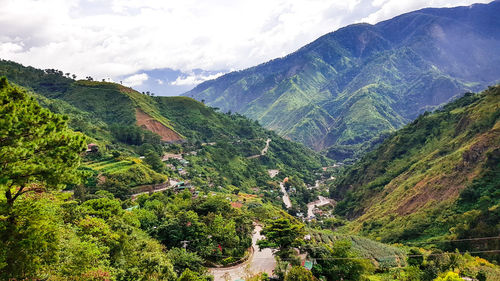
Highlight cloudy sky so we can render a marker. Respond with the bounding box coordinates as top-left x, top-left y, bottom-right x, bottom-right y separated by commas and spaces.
0, 0, 491, 95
